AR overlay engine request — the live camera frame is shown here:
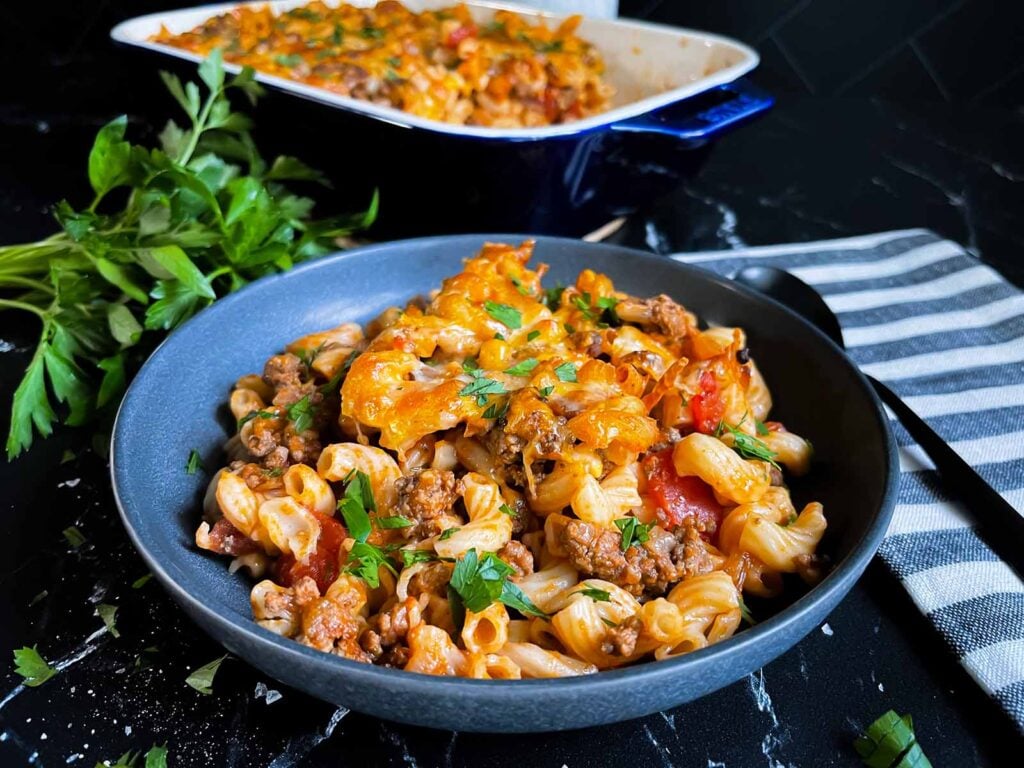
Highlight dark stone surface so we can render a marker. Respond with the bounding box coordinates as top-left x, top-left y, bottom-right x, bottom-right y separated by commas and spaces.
2, 2, 1024, 766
